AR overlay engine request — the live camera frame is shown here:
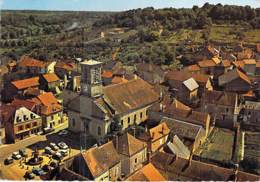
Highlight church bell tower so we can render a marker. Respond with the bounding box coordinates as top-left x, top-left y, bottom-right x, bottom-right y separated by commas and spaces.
80, 59, 103, 98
